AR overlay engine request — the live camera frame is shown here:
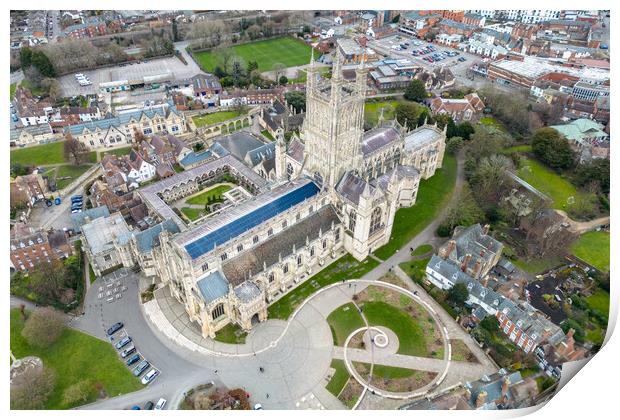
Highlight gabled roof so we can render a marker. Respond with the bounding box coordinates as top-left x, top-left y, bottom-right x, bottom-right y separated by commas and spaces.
134, 219, 180, 253
196, 271, 230, 304
361, 126, 401, 156
287, 137, 305, 163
